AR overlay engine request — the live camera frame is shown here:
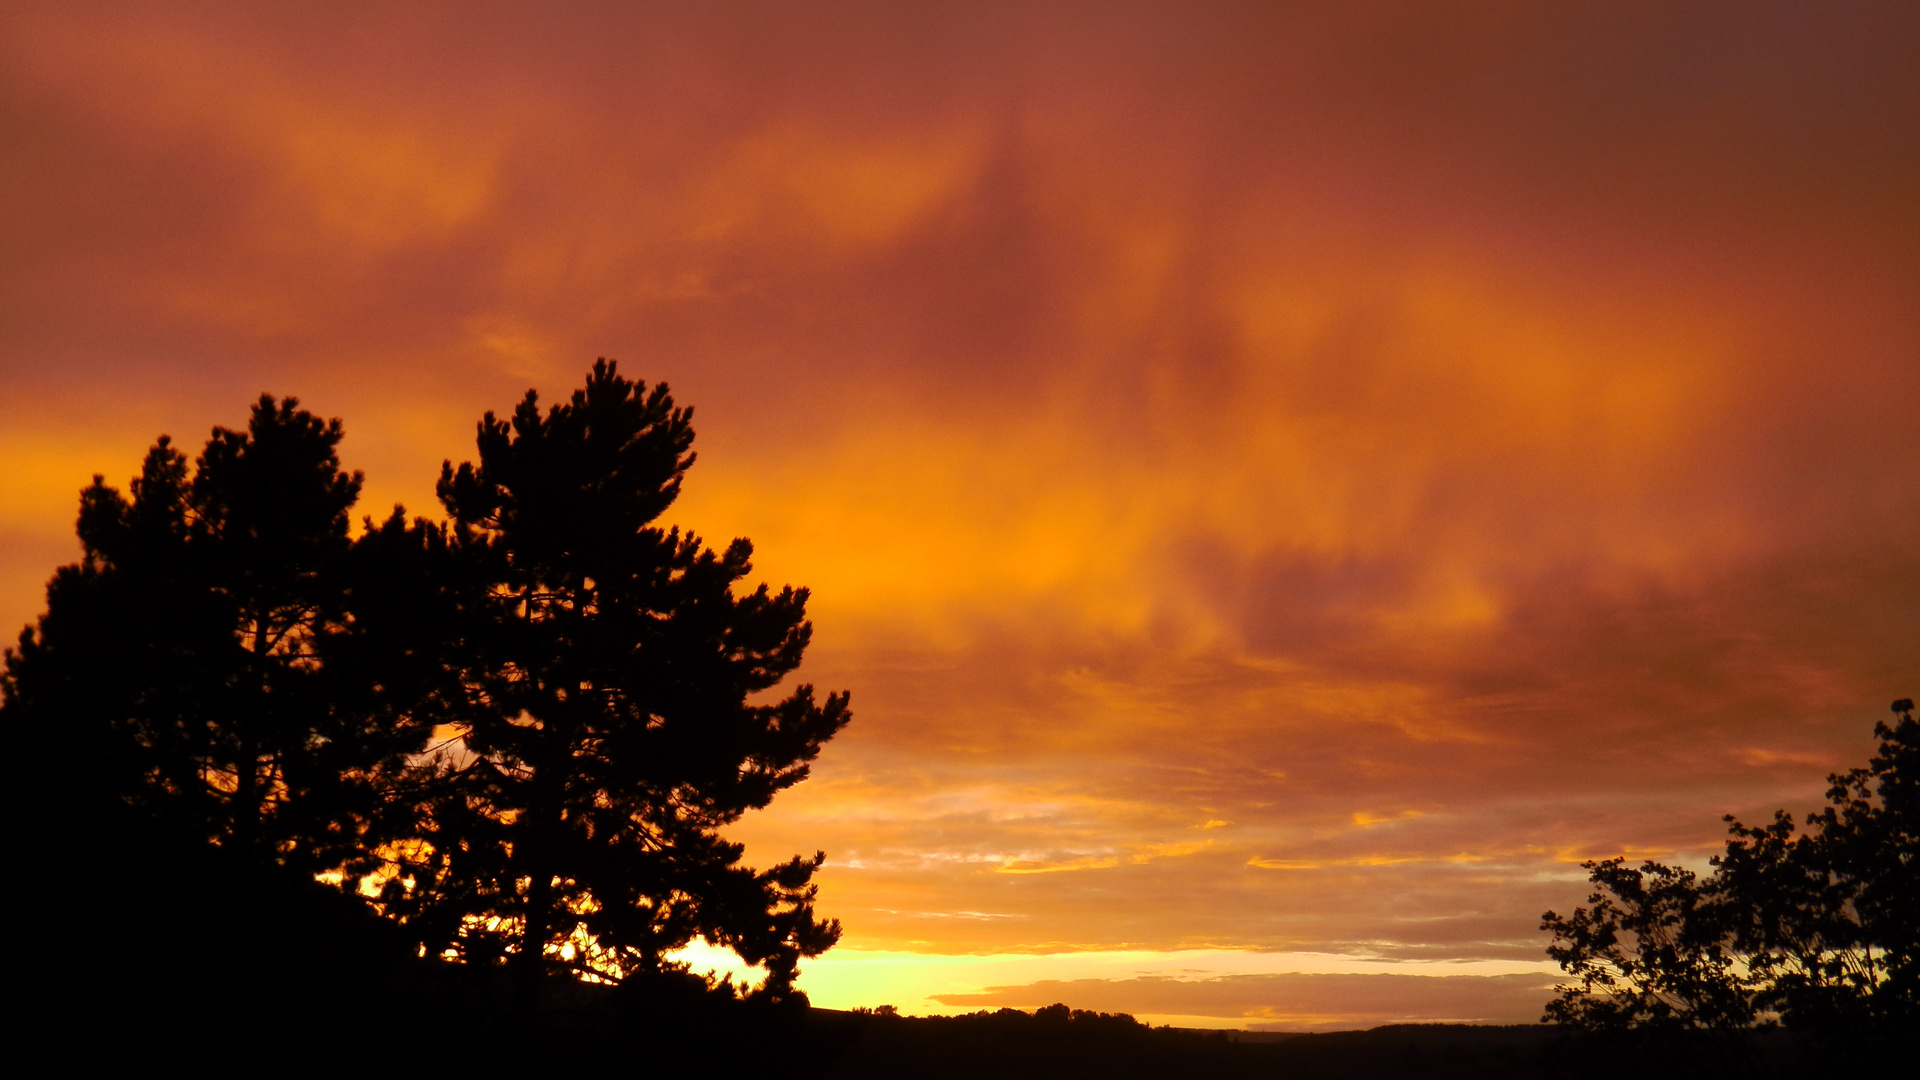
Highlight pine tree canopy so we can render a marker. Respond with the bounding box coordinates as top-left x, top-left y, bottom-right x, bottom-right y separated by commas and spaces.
4, 396, 427, 874
412, 359, 850, 1001
1, 362, 850, 1010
